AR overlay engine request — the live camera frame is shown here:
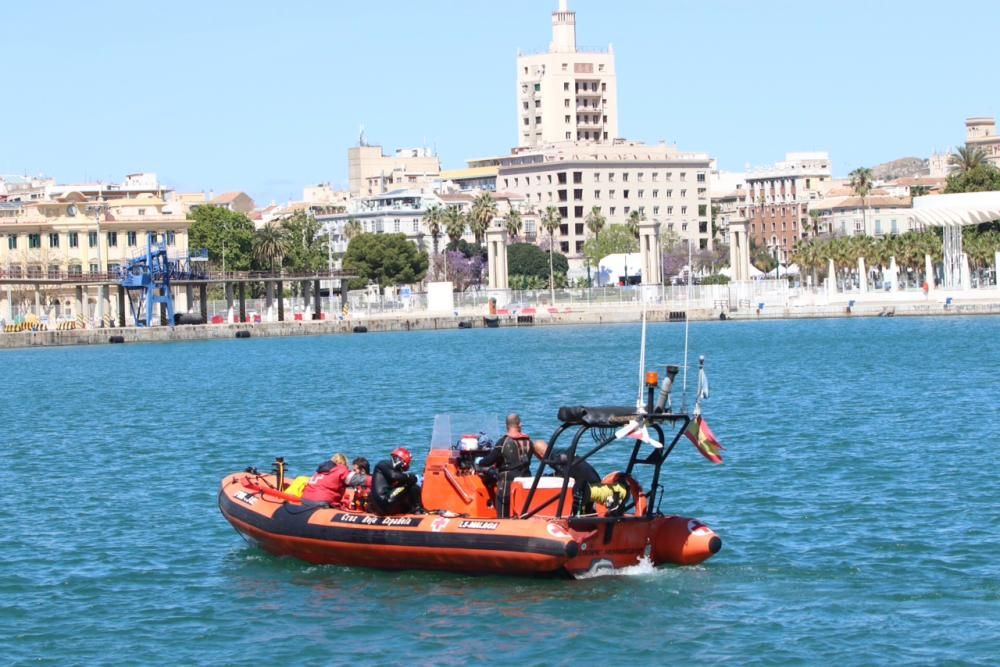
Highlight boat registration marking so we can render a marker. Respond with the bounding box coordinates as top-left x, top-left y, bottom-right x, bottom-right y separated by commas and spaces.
457, 520, 499, 530
234, 491, 258, 505
332, 514, 422, 528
